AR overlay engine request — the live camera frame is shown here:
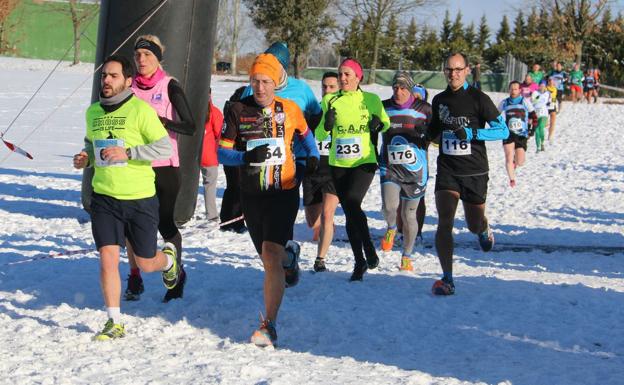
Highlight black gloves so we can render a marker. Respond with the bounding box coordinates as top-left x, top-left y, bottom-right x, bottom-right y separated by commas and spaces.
451, 124, 467, 140
368, 114, 383, 133
305, 156, 319, 176
243, 143, 269, 164
323, 108, 336, 132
